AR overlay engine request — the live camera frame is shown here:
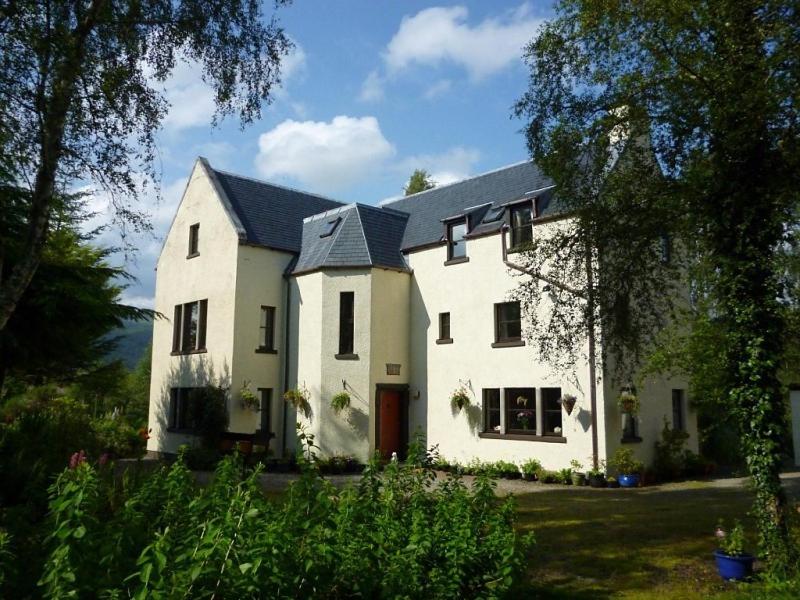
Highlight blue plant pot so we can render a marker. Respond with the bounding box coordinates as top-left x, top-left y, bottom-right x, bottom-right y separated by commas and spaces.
714, 550, 755, 581
618, 473, 640, 488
